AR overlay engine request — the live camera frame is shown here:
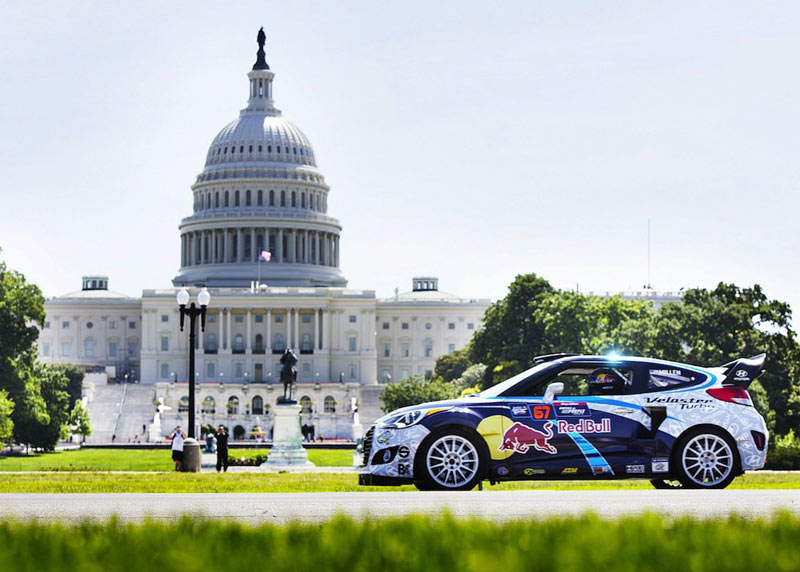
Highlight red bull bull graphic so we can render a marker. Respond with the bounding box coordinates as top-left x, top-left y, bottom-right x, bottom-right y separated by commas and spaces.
499, 421, 557, 455
557, 418, 611, 434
